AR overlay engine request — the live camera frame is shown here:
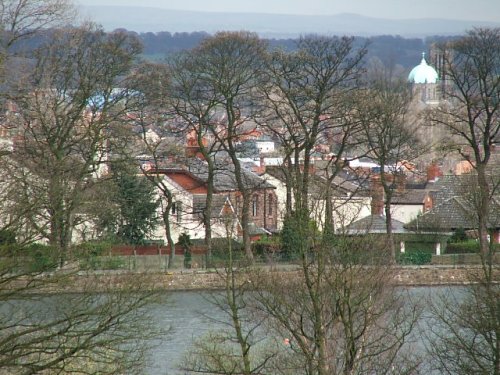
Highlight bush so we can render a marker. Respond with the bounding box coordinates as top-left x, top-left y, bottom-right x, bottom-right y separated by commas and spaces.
252, 236, 281, 261
74, 241, 114, 258
75, 241, 122, 270
405, 241, 436, 253
80, 255, 126, 270
0, 229, 16, 245
397, 250, 433, 265
445, 242, 500, 254
281, 210, 318, 260
24, 244, 58, 272
448, 227, 467, 243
